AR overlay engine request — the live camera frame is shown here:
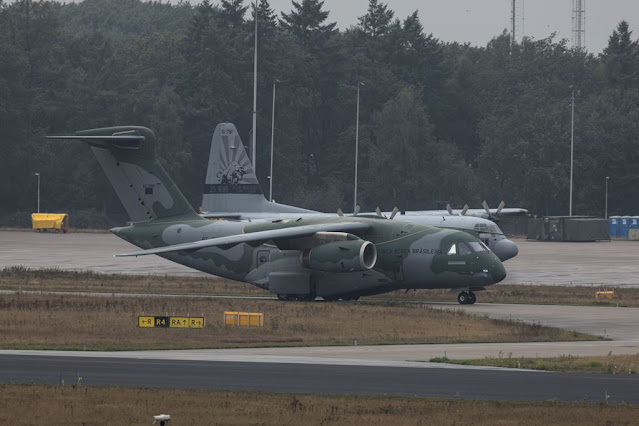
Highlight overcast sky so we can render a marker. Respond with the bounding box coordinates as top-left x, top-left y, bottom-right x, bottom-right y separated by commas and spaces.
264, 0, 637, 54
